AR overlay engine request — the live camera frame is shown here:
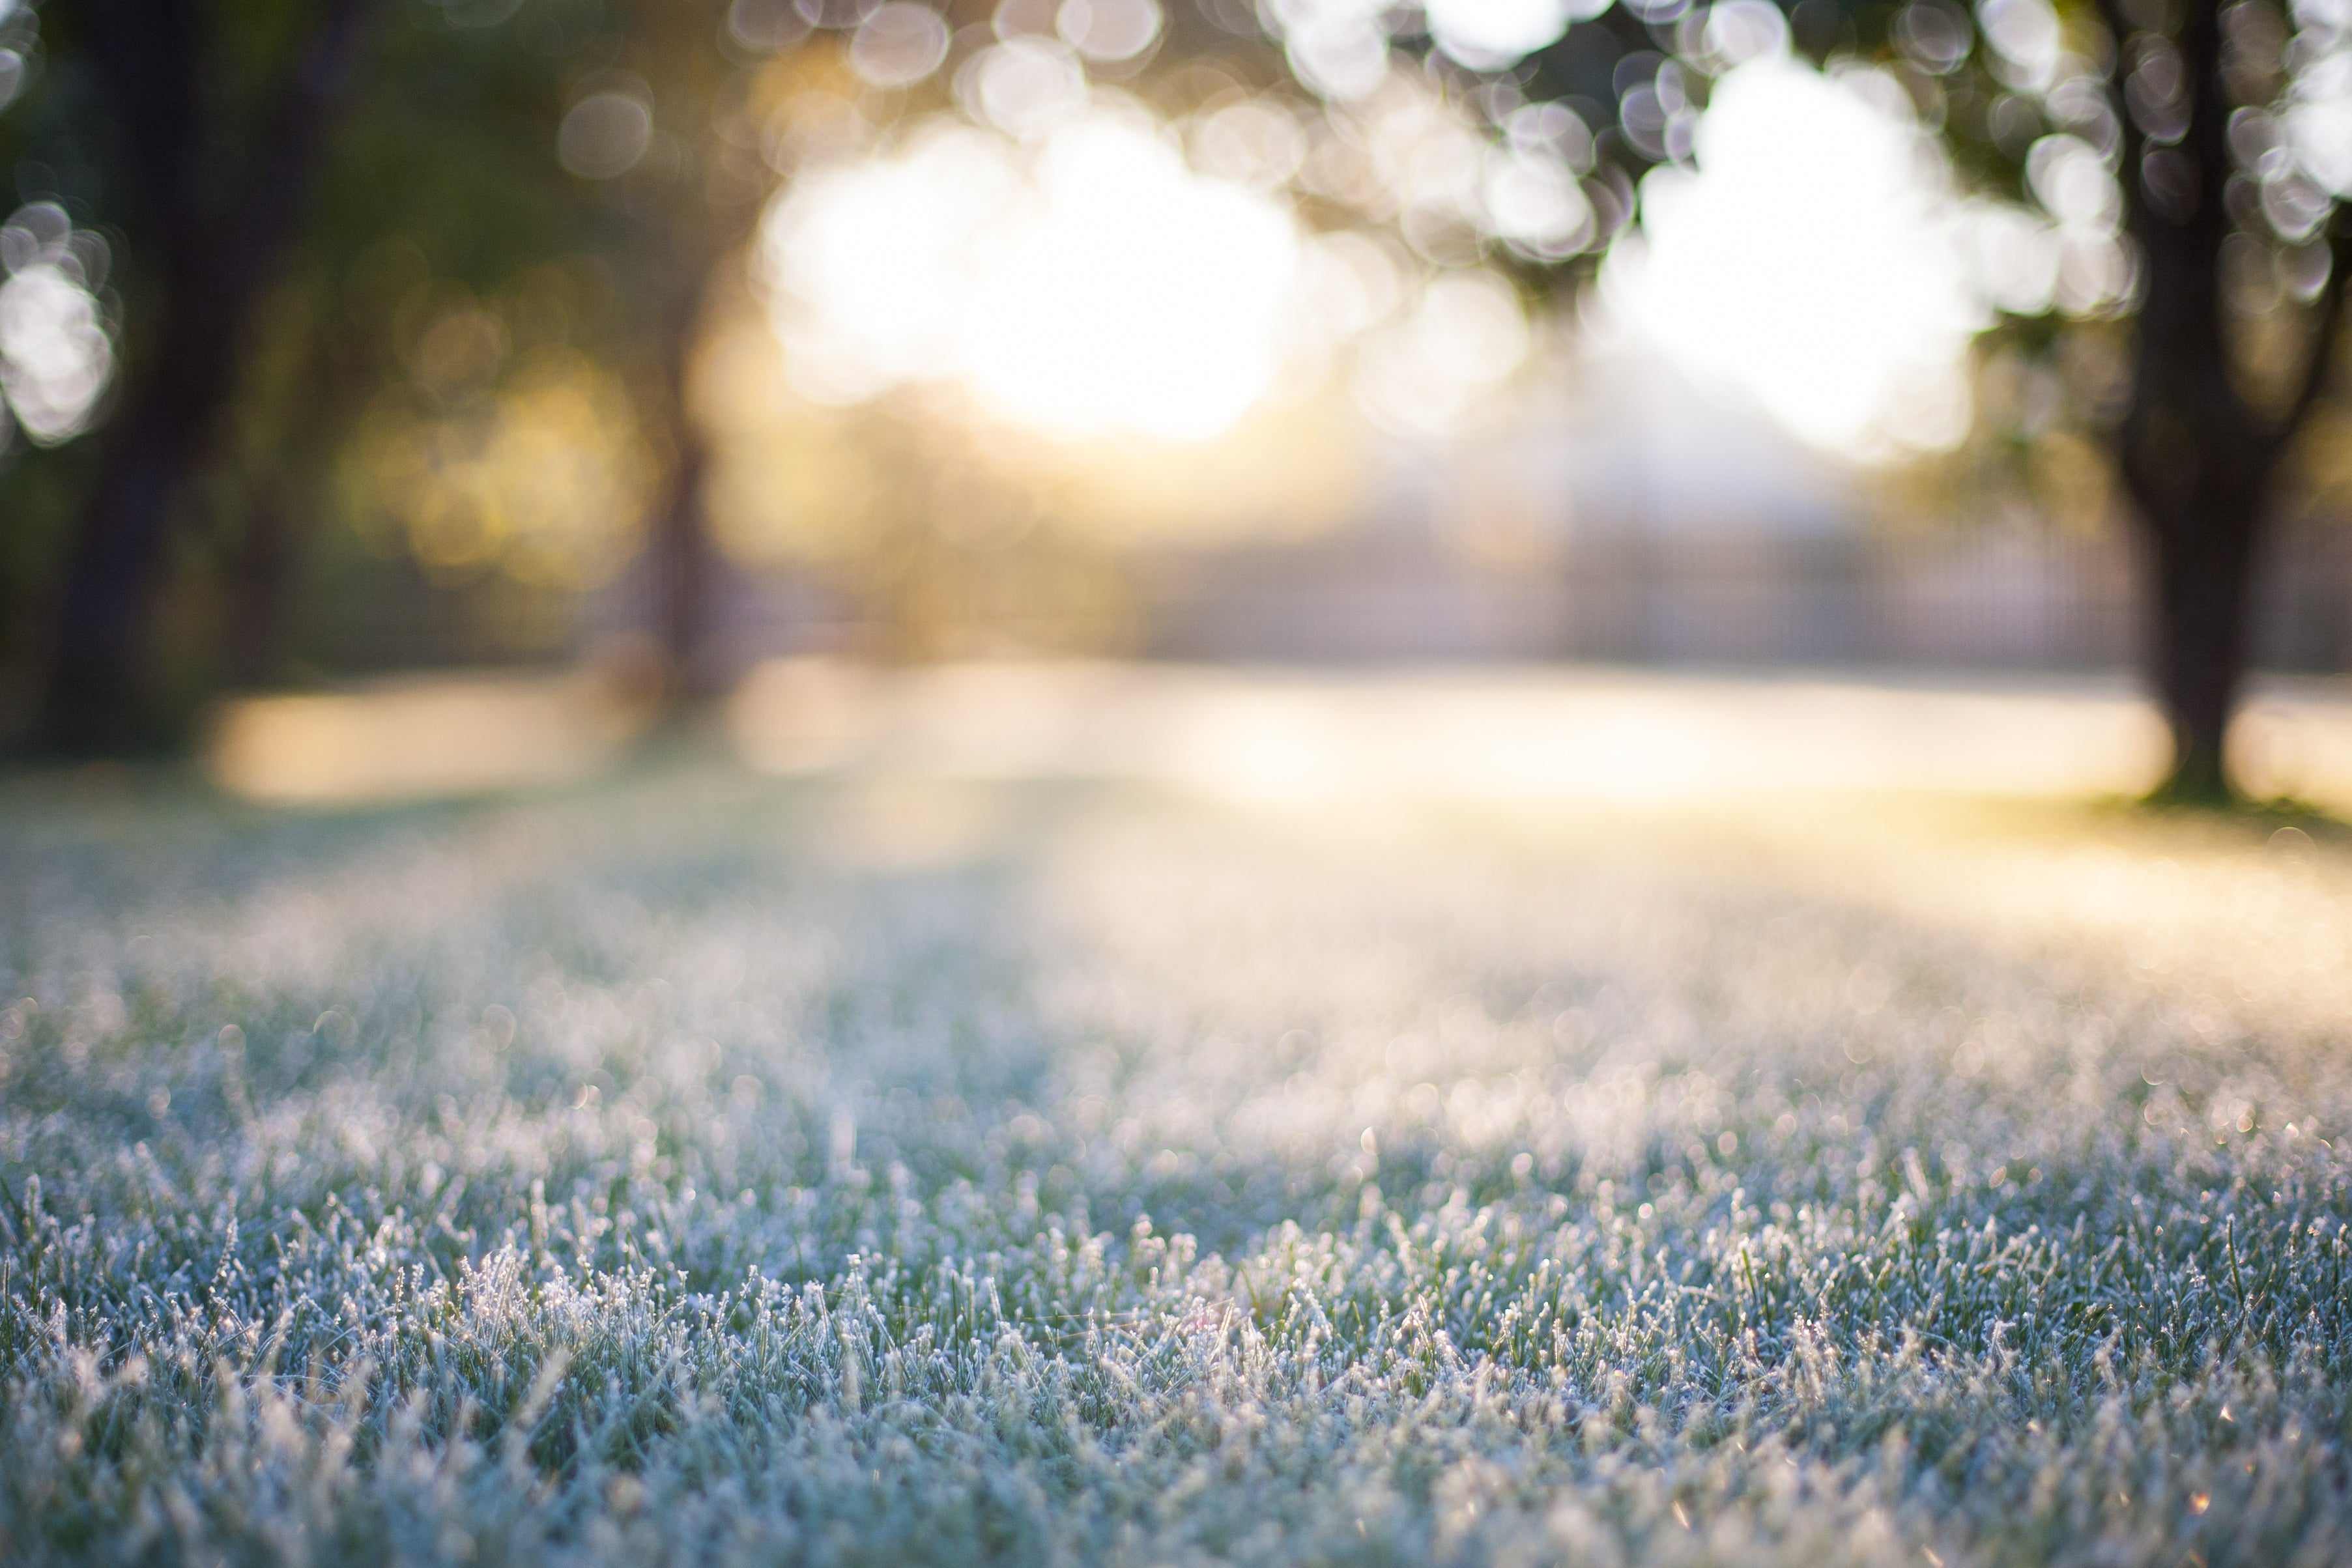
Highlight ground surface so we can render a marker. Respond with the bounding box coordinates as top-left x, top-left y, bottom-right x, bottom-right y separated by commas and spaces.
7, 669, 2352, 1565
